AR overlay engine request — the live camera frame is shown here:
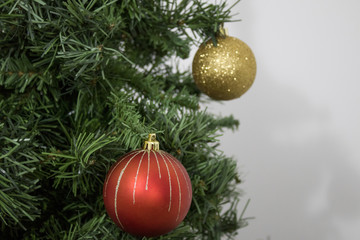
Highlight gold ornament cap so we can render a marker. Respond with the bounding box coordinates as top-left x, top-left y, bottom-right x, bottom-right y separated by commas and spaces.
192, 32, 256, 100
143, 133, 159, 151
219, 26, 228, 36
